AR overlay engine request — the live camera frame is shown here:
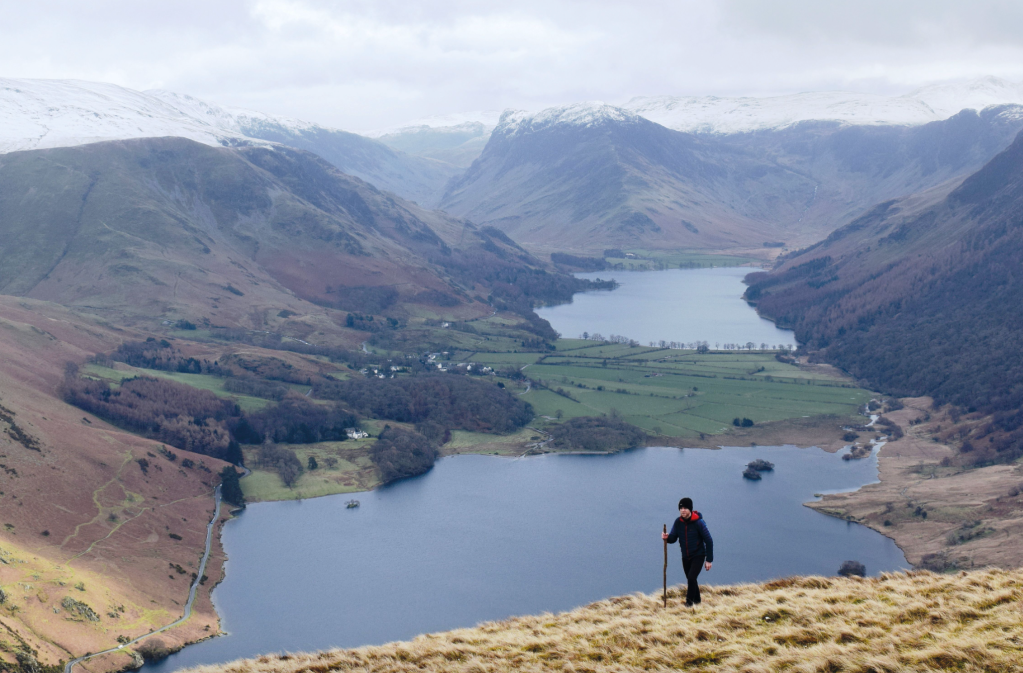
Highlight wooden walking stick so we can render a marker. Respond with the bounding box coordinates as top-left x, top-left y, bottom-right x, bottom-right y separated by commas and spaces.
662, 523, 668, 608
